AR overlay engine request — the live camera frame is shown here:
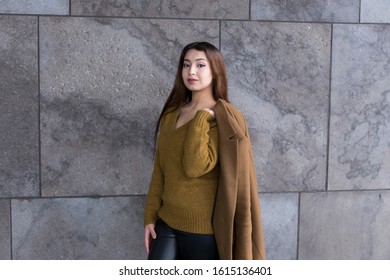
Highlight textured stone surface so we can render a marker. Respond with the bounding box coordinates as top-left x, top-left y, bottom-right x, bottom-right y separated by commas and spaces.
0, 0, 68, 15
0, 16, 39, 198
299, 191, 390, 259
0, 0, 389, 262
221, 21, 330, 192
329, 24, 390, 191
71, 0, 249, 19
361, 0, 390, 23
259, 193, 298, 260
251, 0, 359, 22
0, 200, 11, 259
40, 17, 219, 197
12, 196, 146, 259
